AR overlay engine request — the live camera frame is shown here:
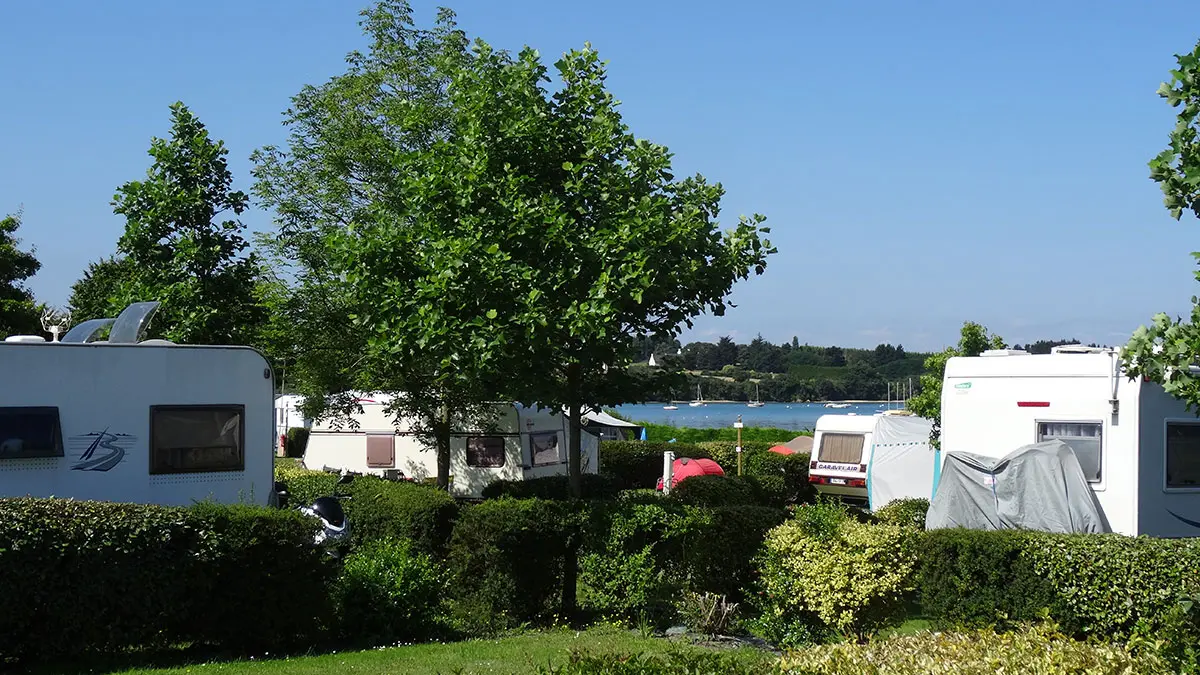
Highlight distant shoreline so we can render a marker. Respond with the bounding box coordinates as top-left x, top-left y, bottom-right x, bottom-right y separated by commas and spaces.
645, 400, 892, 405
